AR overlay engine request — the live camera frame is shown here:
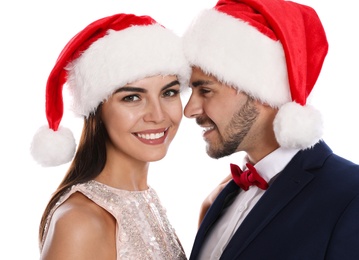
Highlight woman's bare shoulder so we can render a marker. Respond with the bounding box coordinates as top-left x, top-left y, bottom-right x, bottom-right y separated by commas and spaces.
40, 192, 116, 260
